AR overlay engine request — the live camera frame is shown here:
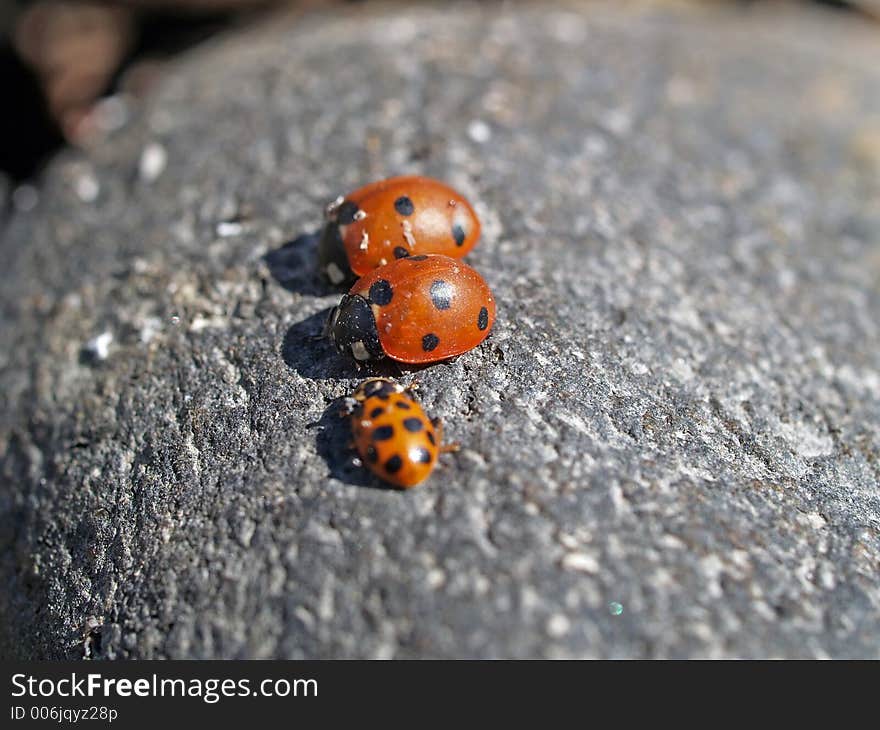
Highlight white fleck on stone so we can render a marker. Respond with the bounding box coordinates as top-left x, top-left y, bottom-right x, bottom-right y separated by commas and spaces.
601, 108, 632, 136
139, 142, 167, 182
84, 331, 114, 361
801, 511, 828, 530
561, 552, 599, 574
92, 94, 130, 133
139, 316, 162, 344
546, 613, 570, 638
293, 606, 315, 630
237, 518, 256, 547
777, 420, 833, 459
75, 174, 100, 203
216, 221, 243, 237
468, 119, 492, 143
427, 569, 445, 589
